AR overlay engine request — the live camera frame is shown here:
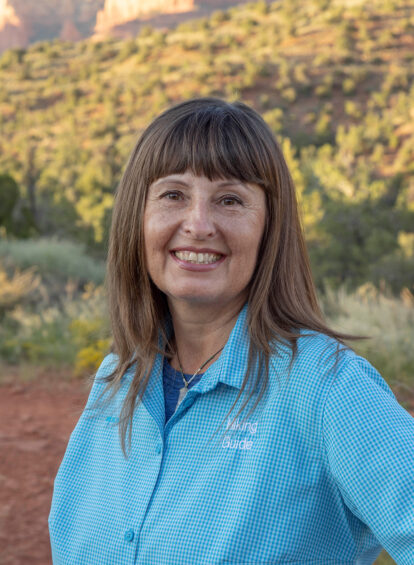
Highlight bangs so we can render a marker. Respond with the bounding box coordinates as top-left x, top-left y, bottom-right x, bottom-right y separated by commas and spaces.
145, 104, 270, 189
